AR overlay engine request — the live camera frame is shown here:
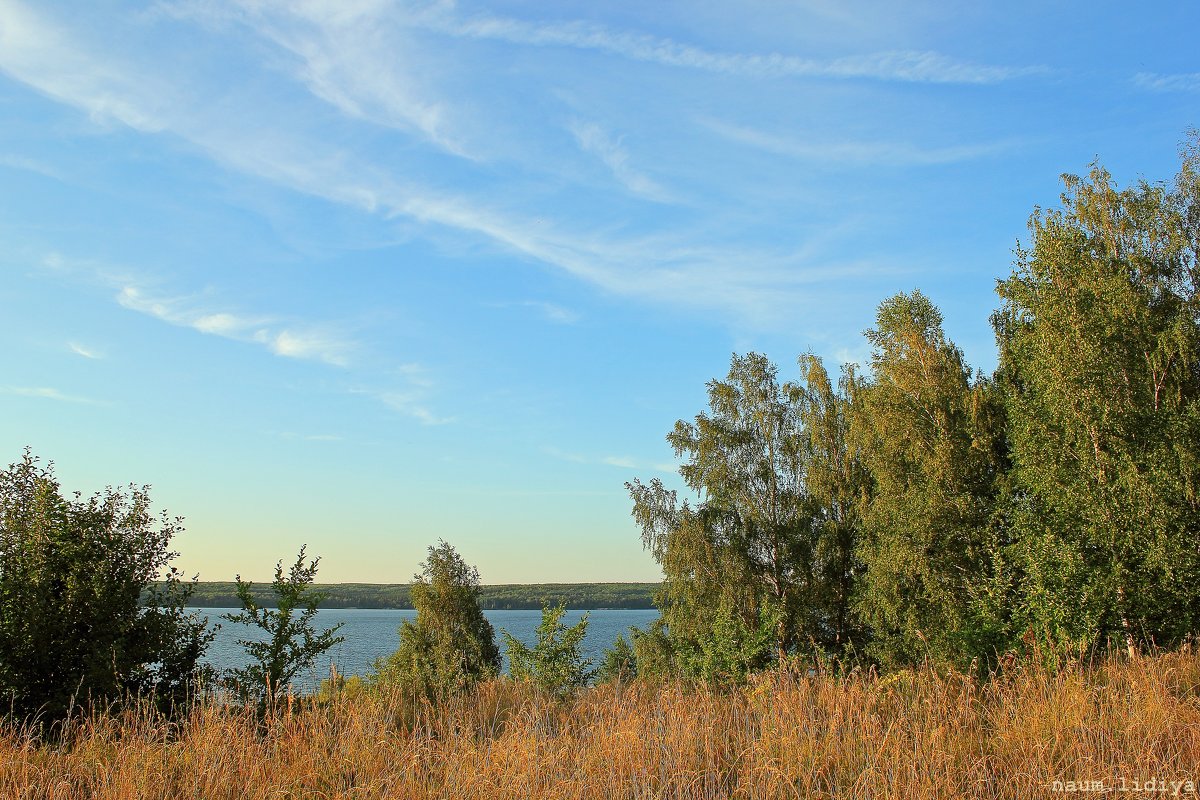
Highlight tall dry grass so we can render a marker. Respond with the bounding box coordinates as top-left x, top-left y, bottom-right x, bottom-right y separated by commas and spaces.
2, 651, 1199, 799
